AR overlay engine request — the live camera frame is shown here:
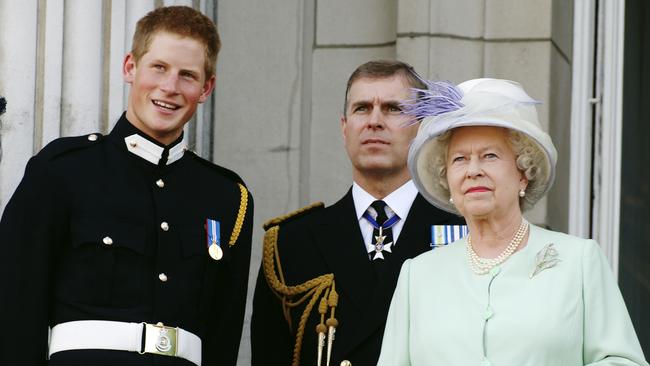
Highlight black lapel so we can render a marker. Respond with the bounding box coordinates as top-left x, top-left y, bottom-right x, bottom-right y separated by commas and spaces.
309, 189, 374, 311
